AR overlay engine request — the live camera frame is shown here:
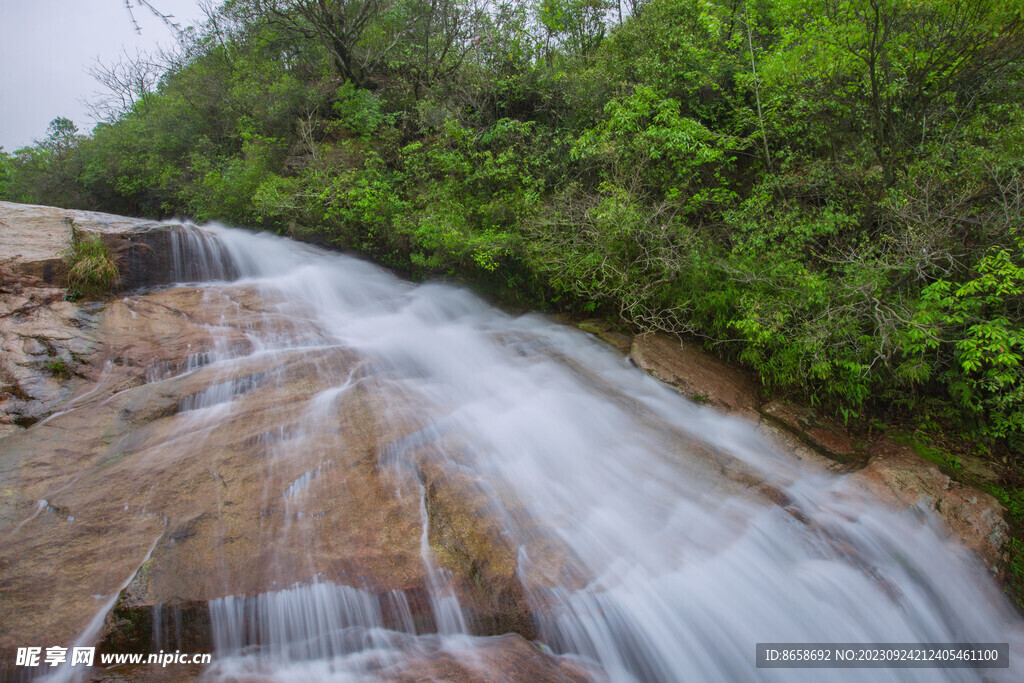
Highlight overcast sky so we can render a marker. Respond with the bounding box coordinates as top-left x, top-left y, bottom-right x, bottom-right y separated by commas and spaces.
0, 0, 205, 152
